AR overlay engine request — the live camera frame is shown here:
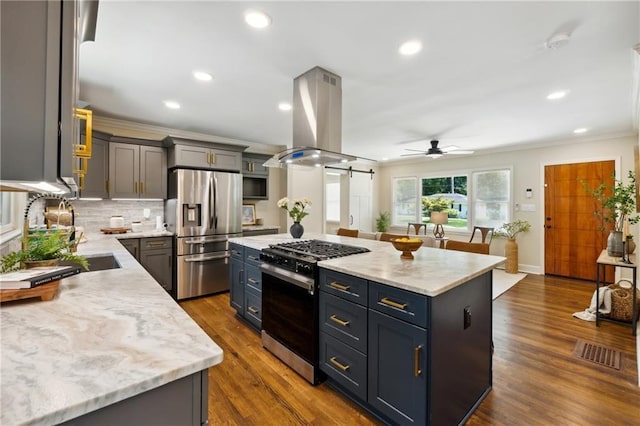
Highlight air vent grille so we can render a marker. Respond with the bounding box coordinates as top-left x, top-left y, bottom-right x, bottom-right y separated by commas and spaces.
574, 339, 622, 370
